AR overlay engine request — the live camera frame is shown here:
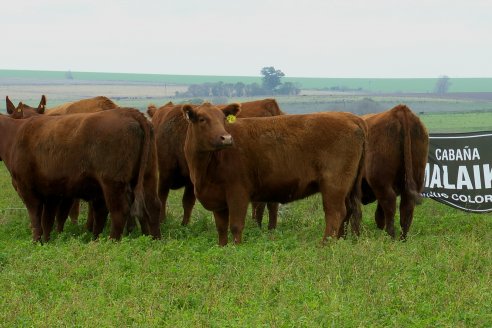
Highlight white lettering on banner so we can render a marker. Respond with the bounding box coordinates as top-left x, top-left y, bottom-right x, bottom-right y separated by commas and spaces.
450, 194, 492, 204
423, 191, 492, 204
425, 163, 492, 190
485, 164, 492, 188
429, 164, 442, 188
443, 166, 456, 189
473, 165, 482, 189
435, 147, 480, 161
457, 166, 474, 190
